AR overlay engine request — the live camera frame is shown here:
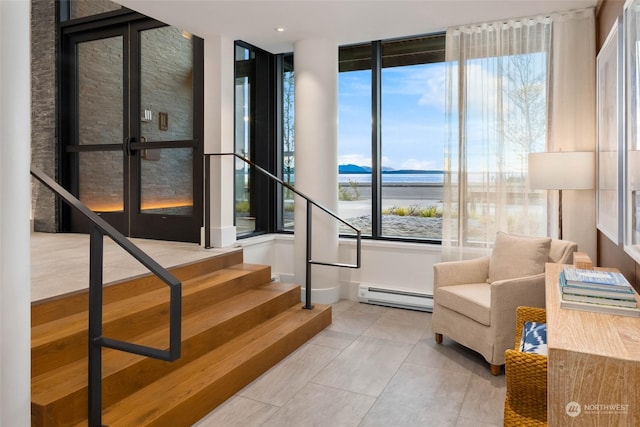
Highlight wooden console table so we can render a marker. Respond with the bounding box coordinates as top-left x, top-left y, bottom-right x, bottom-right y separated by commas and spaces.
545, 263, 640, 426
